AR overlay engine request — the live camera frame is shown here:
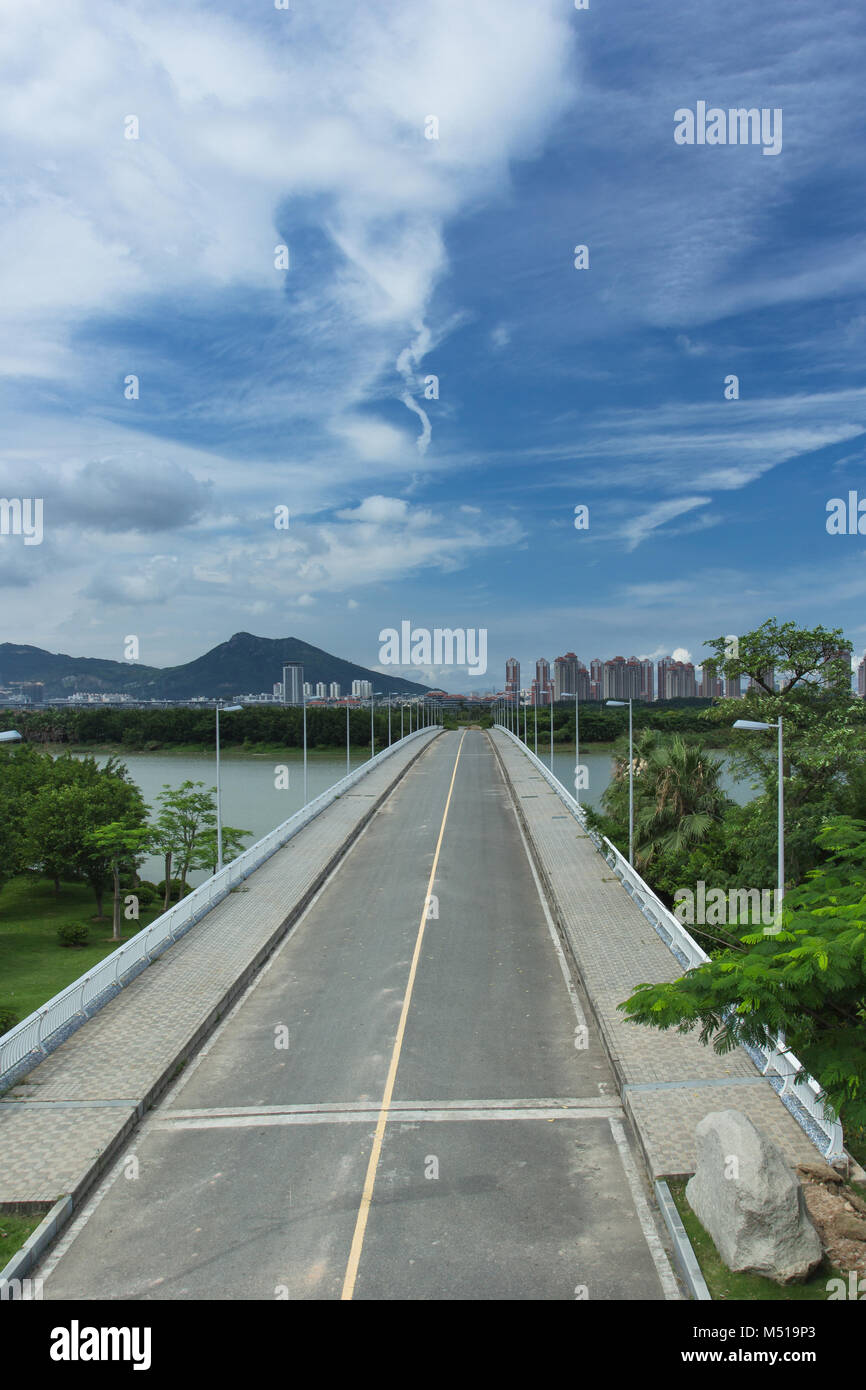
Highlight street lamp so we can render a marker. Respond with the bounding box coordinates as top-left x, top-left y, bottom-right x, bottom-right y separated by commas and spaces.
370, 691, 383, 758
606, 699, 634, 866
345, 701, 351, 777
734, 718, 785, 924
549, 688, 554, 770
562, 689, 580, 808
533, 695, 538, 756
215, 703, 243, 872
0, 730, 22, 743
